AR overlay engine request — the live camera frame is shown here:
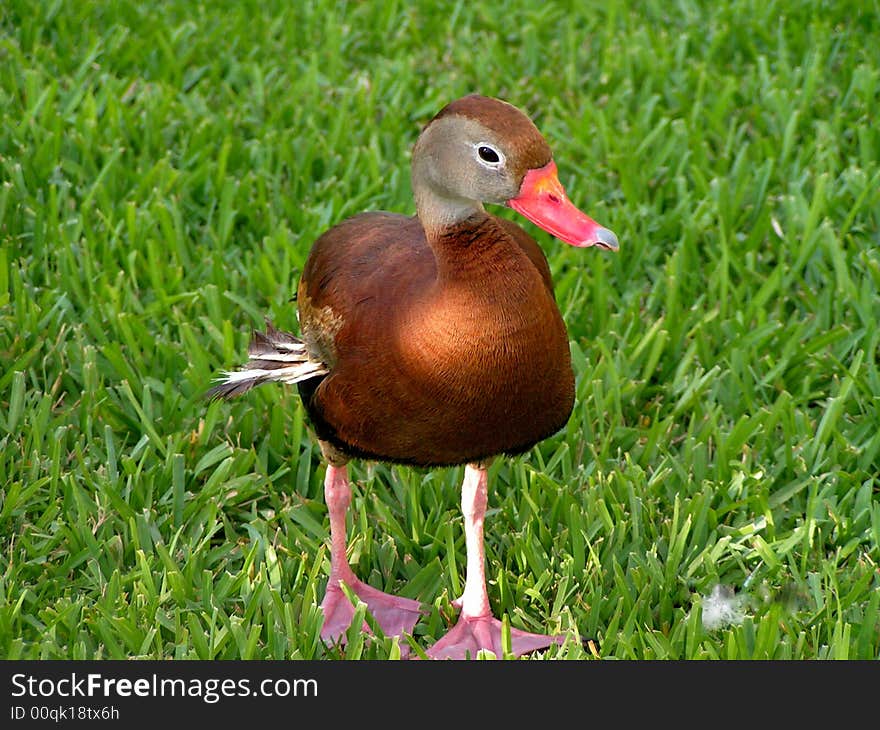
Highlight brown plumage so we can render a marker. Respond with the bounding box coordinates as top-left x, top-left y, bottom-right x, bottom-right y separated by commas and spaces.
211, 94, 618, 659
294, 209, 571, 466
